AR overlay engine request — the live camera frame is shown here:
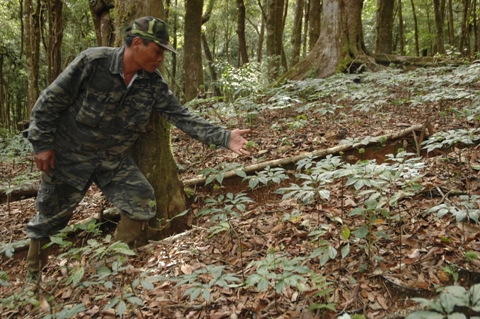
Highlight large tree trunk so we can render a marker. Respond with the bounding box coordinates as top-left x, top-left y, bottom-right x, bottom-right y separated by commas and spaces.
375, 0, 394, 54
113, 0, 189, 239
89, 0, 115, 47
282, 0, 365, 80
46, 0, 64, 84
184, 0, 205, 102
24, 0, 41, 113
